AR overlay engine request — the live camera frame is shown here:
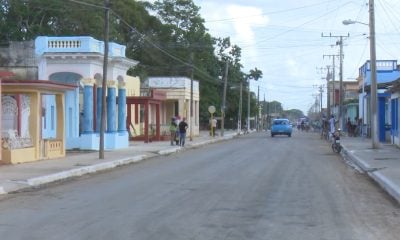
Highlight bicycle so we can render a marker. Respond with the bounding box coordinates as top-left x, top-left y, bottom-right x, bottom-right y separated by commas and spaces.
331, 129, 342, 153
